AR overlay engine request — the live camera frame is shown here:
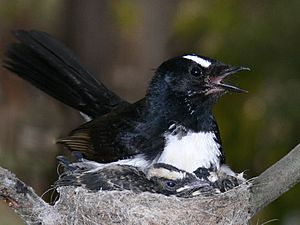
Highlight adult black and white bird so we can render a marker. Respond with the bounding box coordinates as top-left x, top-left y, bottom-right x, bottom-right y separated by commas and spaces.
56, 156, 214, 197
3, 30, 250, 176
